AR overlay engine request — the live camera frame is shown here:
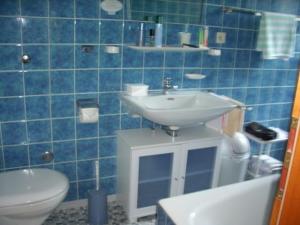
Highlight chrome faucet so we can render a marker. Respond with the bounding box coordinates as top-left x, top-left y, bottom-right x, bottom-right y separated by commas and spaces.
163, 77, 173, 94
